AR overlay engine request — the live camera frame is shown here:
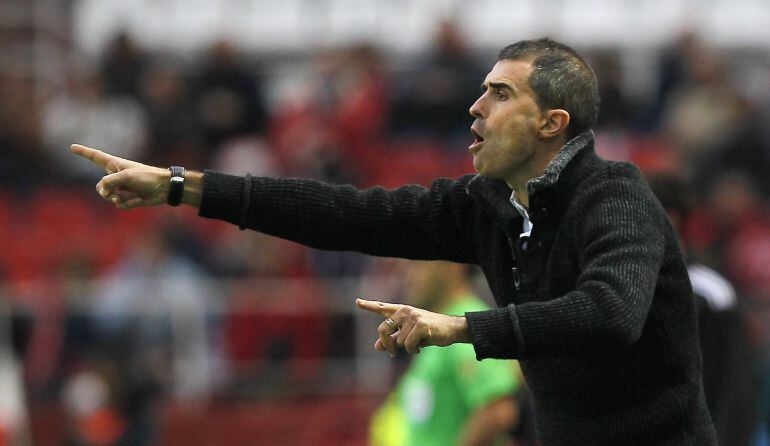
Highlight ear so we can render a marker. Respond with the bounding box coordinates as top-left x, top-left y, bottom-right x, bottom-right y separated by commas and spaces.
539, 109, 570, 138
